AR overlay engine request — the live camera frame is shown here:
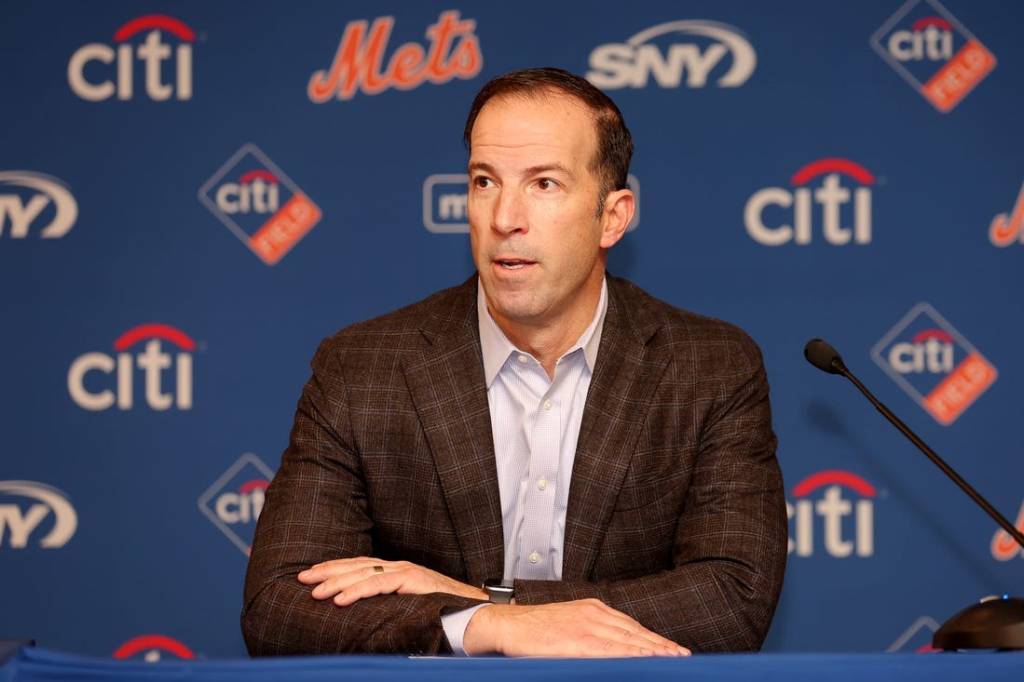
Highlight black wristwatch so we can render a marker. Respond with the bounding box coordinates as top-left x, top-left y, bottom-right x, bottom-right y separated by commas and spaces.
482, 578, 514, 604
